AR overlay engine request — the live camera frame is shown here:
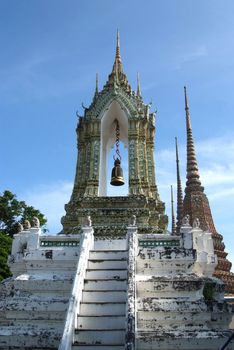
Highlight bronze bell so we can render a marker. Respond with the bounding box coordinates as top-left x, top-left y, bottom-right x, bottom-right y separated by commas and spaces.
110, 158, 125, 186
